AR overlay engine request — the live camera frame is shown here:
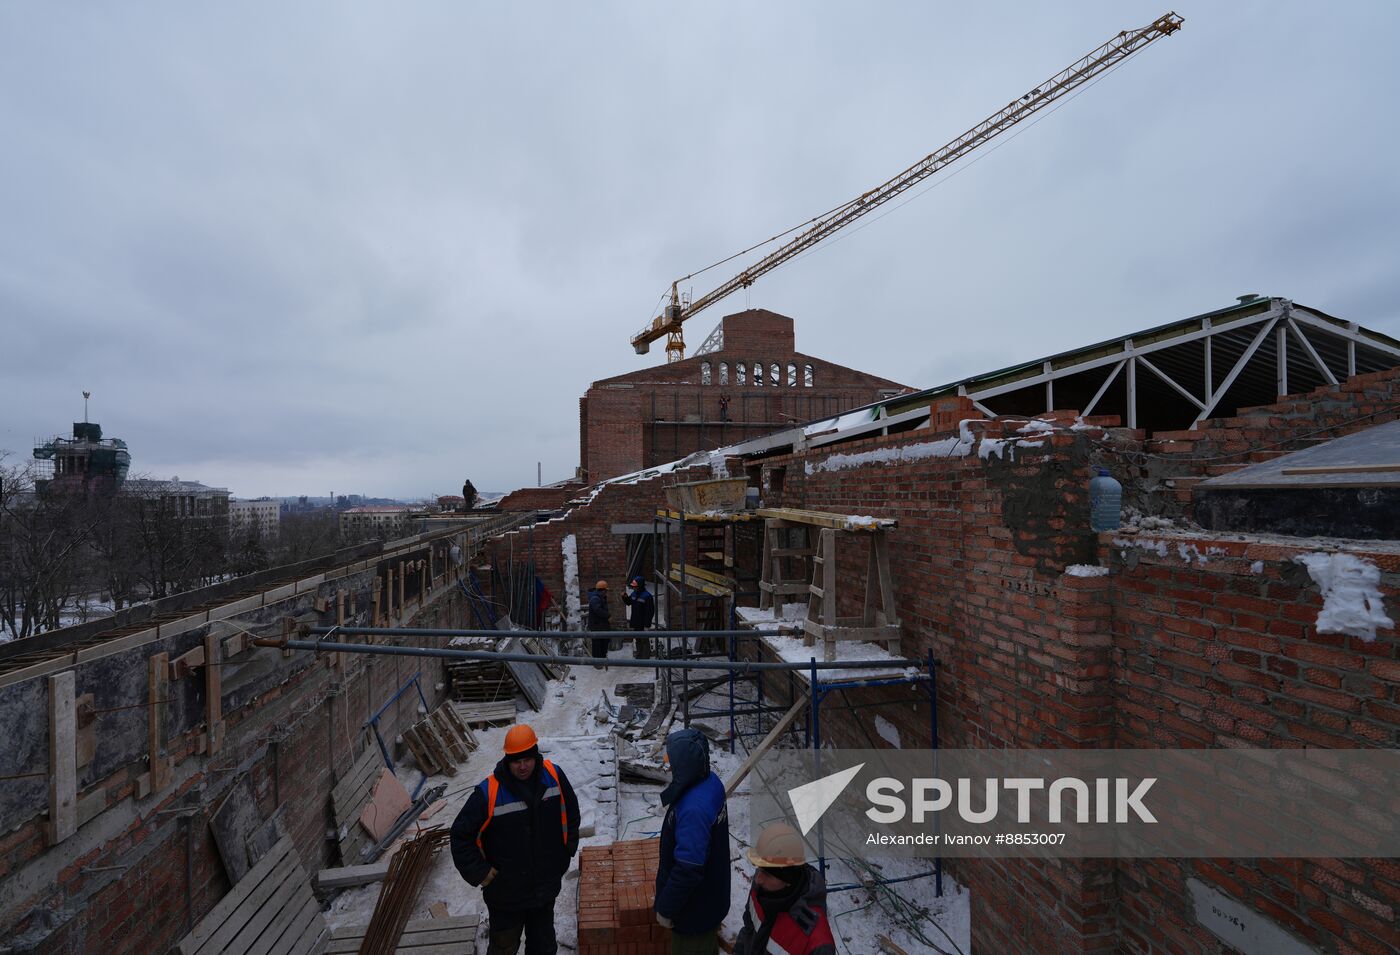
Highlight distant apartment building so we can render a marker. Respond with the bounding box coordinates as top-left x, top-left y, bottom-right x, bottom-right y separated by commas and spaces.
229, 498, 280, 539
123, 476, 231, 520
339, 505, 413, 543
